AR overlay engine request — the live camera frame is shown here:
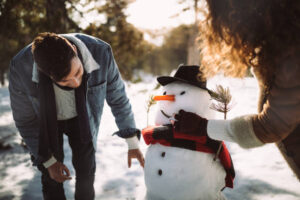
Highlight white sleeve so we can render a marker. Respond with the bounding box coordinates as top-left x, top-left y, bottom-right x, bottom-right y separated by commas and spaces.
125, 136, 140, 150
207, 115, 264, 148
43, 156, 57, 168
